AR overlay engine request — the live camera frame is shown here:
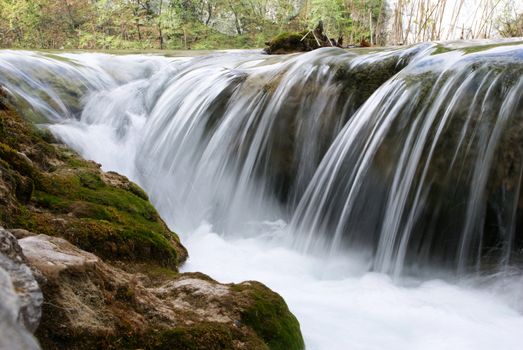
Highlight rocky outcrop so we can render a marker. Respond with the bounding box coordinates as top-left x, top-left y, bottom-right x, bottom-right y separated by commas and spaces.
0, 228, 42, 350
264, 22, 341, 55
15, 233, 303, 350
0, 228, 42, 331
0, 89, 187, 270
0, 89, 304, 349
